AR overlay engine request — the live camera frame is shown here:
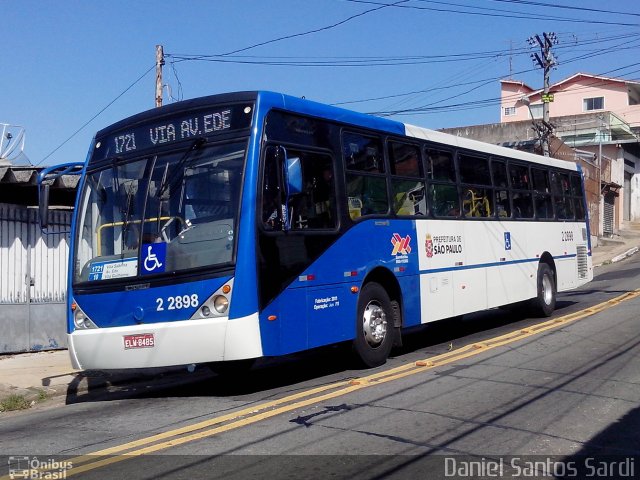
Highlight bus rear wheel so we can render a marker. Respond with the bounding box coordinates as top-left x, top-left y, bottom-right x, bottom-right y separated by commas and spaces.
530, 263, 556, 317
352, 282, 394, 368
